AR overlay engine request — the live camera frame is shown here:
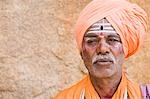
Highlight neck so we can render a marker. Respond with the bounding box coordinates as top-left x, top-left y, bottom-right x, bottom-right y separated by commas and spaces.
90, 73, 122, 99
